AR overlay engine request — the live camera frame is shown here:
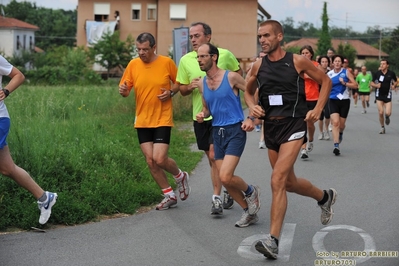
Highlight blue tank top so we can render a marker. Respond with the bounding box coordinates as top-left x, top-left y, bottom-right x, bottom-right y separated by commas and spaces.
203, 71, 244, 126
327, 68, 350, 100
